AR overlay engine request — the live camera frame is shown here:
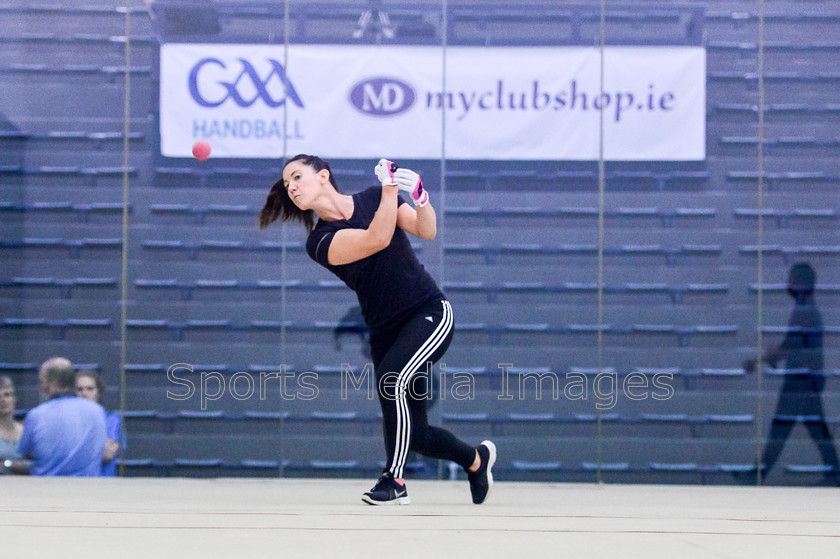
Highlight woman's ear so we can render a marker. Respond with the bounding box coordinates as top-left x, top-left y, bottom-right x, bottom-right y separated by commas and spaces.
319, 168, 331, 185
